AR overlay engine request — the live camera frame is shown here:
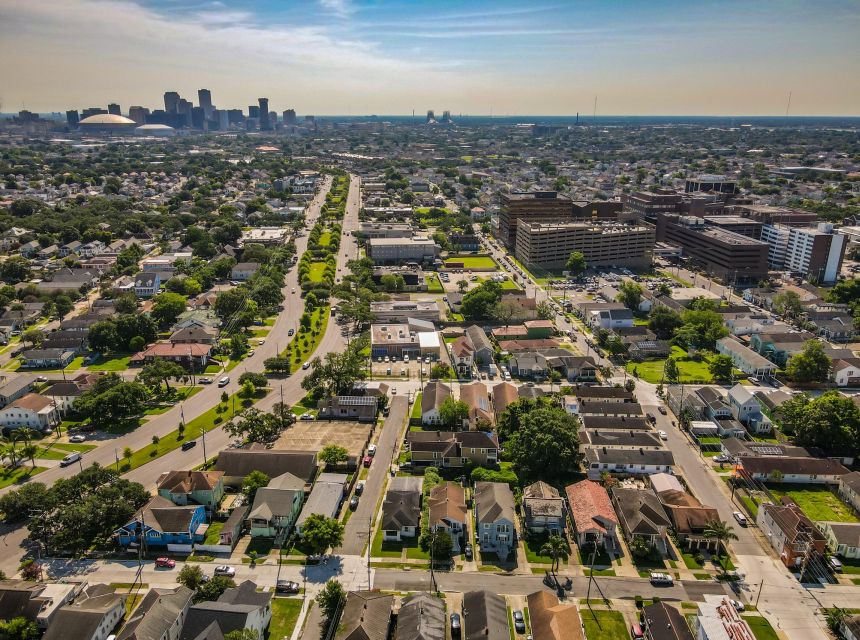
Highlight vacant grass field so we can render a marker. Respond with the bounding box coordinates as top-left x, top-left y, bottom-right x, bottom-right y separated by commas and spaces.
742, 615, 780, 640
0, 465, 46, 489
626, 345, 714, 384
34, 441, 96, 460
767, 484, 858, 522
445, 256, 498, 269
500, 279, 520, 290
269, 598, 303, 640
88, 354, 133, 372
425, 274, 444, 293
203, 521, 224, 545
581, 609, 628, 640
